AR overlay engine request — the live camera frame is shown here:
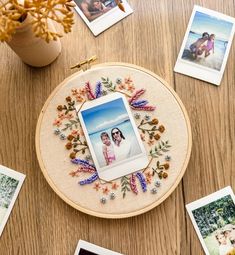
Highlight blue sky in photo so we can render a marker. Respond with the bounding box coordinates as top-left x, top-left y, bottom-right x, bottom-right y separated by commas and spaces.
81, 98, 129, 134
191, 11, 233, 41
